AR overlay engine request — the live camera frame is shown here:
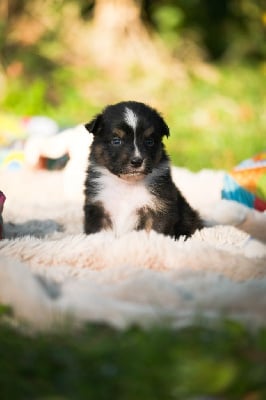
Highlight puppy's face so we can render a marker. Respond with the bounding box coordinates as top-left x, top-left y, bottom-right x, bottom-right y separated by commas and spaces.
85, 101, 169, 181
